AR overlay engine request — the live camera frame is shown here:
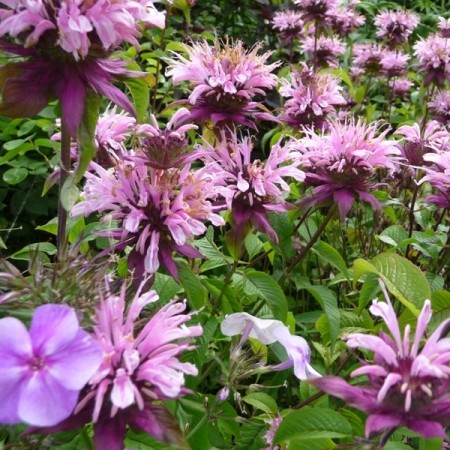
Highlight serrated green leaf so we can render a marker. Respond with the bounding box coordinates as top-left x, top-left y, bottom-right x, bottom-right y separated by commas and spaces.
178, 262, 206, 309
61, 174, 80, 211
242, 392, 278, 415
235, 421, 266, 450
312, 240, 349, 278
11, 242, 57, 260
3, 167, 28, 185
274, 407, 352, 445
243, 269, 287, 321
126, 77, 150, 123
